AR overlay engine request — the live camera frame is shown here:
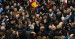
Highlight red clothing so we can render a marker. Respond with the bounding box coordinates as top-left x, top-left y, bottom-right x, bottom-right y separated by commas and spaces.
48, 3, 52, 8
64, 3, 67, 6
